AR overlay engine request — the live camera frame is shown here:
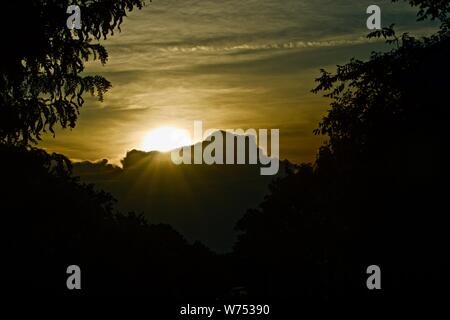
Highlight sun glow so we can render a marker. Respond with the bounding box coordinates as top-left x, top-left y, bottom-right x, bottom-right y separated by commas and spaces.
141, 127, 192, 152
